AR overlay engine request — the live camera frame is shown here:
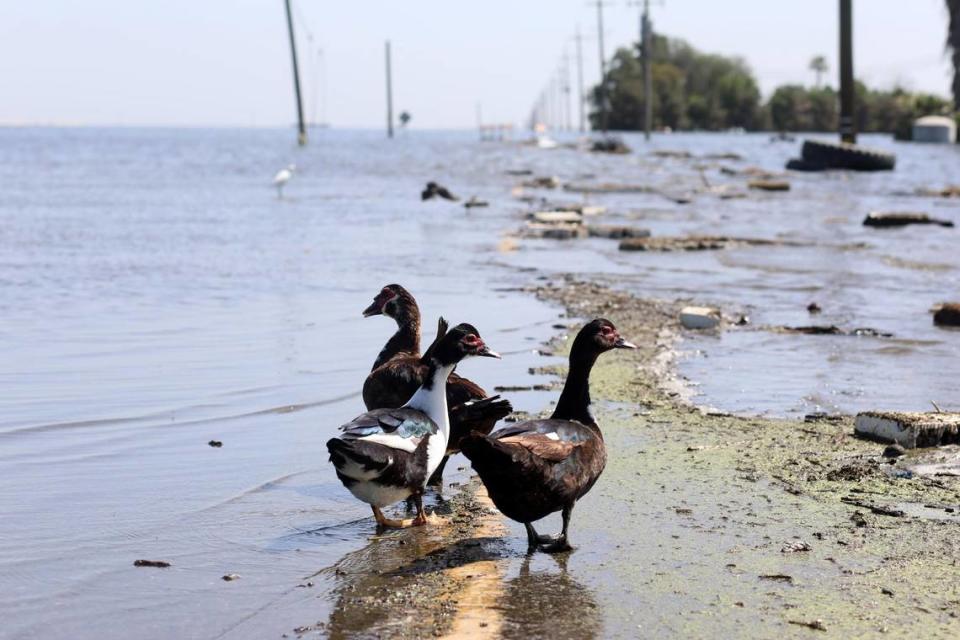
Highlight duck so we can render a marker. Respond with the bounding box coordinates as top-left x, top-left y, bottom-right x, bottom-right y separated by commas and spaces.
460, 319, 636, 553
328, 322, 500, 528
361, 285, 512, 485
